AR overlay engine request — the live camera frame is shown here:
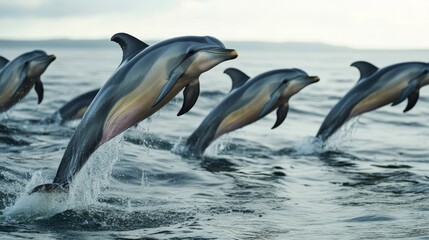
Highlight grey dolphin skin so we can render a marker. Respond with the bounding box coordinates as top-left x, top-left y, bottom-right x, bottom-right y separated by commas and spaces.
48, 89, 99, 123
316, 61, 429, 141
0, 50, 56, 113
185, 68, 319, 156
31, 33, 237, 193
